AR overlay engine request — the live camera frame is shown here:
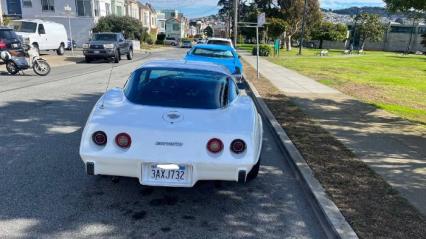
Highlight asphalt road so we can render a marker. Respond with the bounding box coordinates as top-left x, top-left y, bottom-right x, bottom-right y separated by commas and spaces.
0, 48, 326, 239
